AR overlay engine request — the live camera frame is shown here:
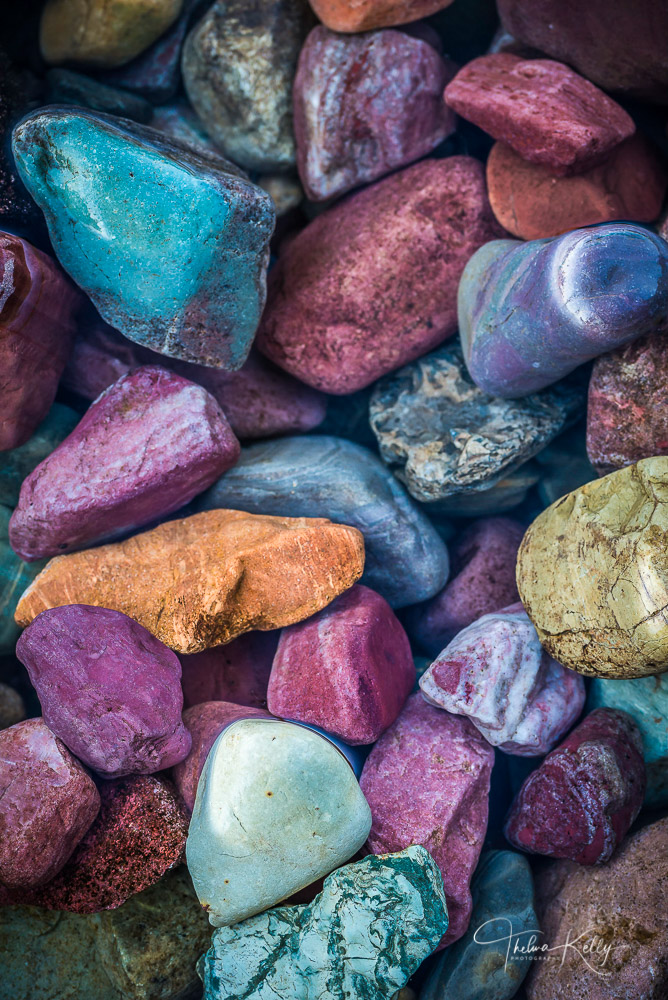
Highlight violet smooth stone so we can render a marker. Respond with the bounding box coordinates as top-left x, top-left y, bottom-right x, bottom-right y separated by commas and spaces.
9, 365, 240, 561
0, 718, 100, 887
420, 602, 586, 756
16, 605, 191, 779
459, 223, 668, 398
267, 584, 415, 745
360, 693, 494, 947
179, 631, 278, 709
172, 701, 271, 812
504, 708, 646, 865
